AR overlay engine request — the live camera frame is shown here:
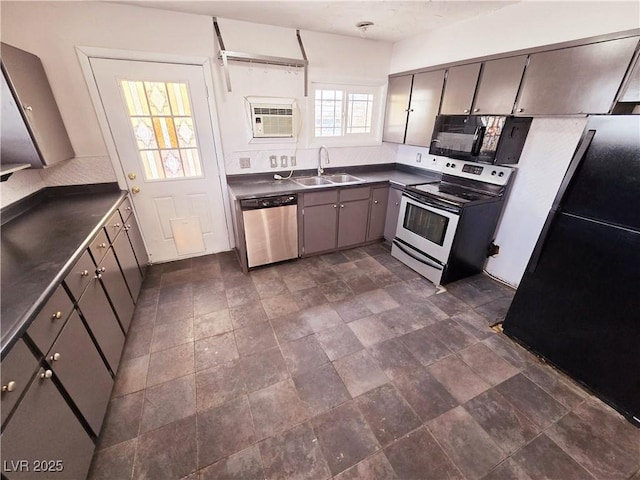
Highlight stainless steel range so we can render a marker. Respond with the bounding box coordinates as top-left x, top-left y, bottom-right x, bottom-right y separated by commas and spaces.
392, 160, 513, 286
